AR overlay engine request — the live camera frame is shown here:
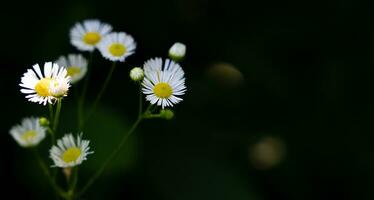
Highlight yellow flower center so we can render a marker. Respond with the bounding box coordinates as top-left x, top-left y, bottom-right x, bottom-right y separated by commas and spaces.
35, 78, 55, 97
62, 147, 81, 163
67, 67, 81, 77
22, 130, 37, 143
83, 32, 101, 45
108, 43, 126, 57
153, 82, 173, 98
